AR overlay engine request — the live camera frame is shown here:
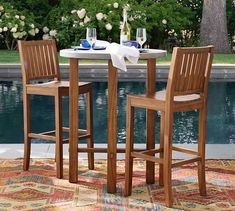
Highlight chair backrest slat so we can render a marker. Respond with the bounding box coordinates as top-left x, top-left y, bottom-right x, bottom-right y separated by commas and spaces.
18, 40, 60, 84
31, 45, 38, 78
167, 46, 214, 98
